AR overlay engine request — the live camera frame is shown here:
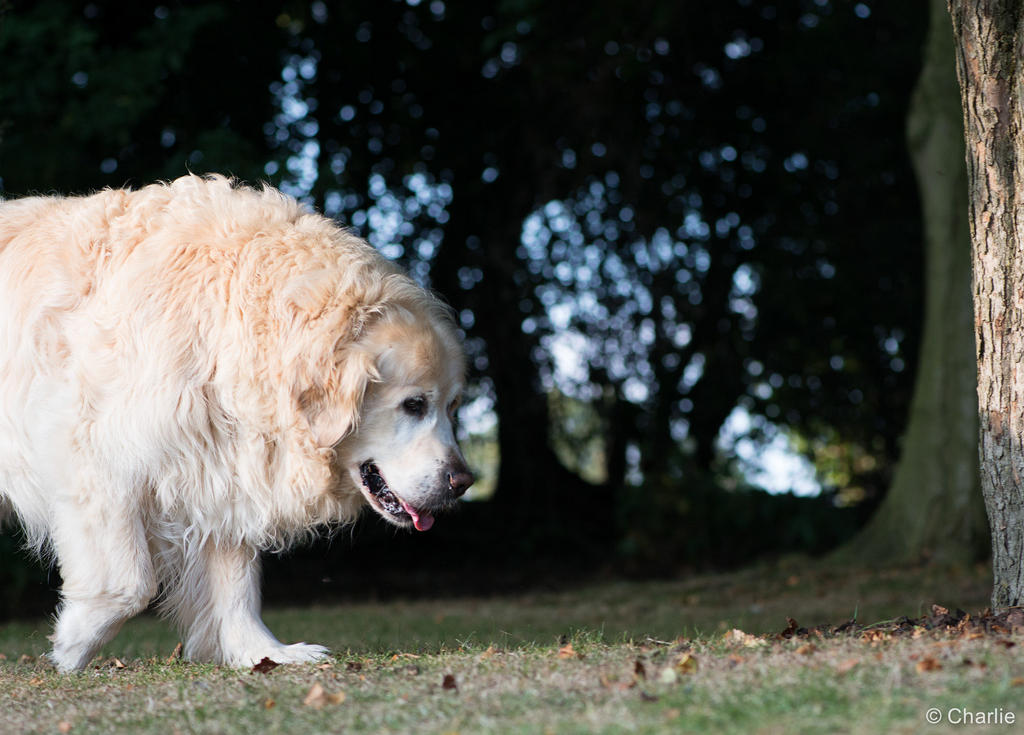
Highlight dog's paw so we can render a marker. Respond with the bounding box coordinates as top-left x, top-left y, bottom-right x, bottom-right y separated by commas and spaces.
272, 642, 330, 664
238, 642, 329, 667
